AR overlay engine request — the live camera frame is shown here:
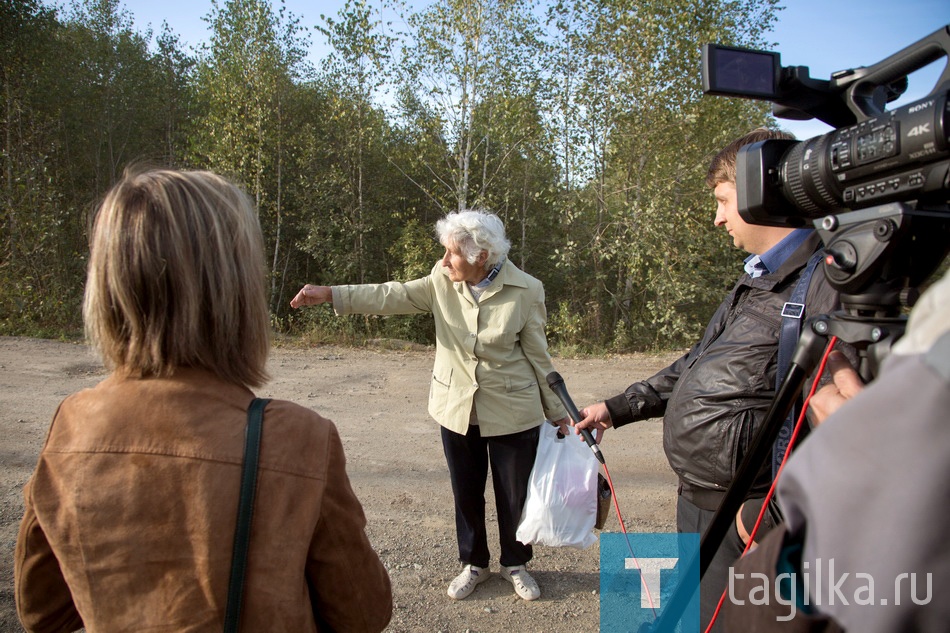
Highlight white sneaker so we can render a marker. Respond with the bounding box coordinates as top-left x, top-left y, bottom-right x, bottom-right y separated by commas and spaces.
447, 564, 490, 600
502, 565, 541, 601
